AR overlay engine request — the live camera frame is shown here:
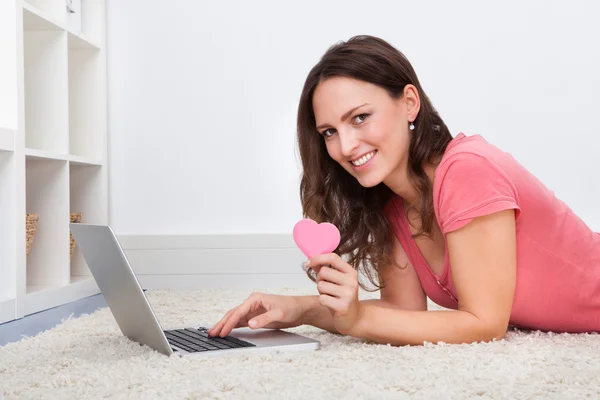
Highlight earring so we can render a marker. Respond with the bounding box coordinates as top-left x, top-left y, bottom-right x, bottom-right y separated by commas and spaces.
409, 121, 415, 131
